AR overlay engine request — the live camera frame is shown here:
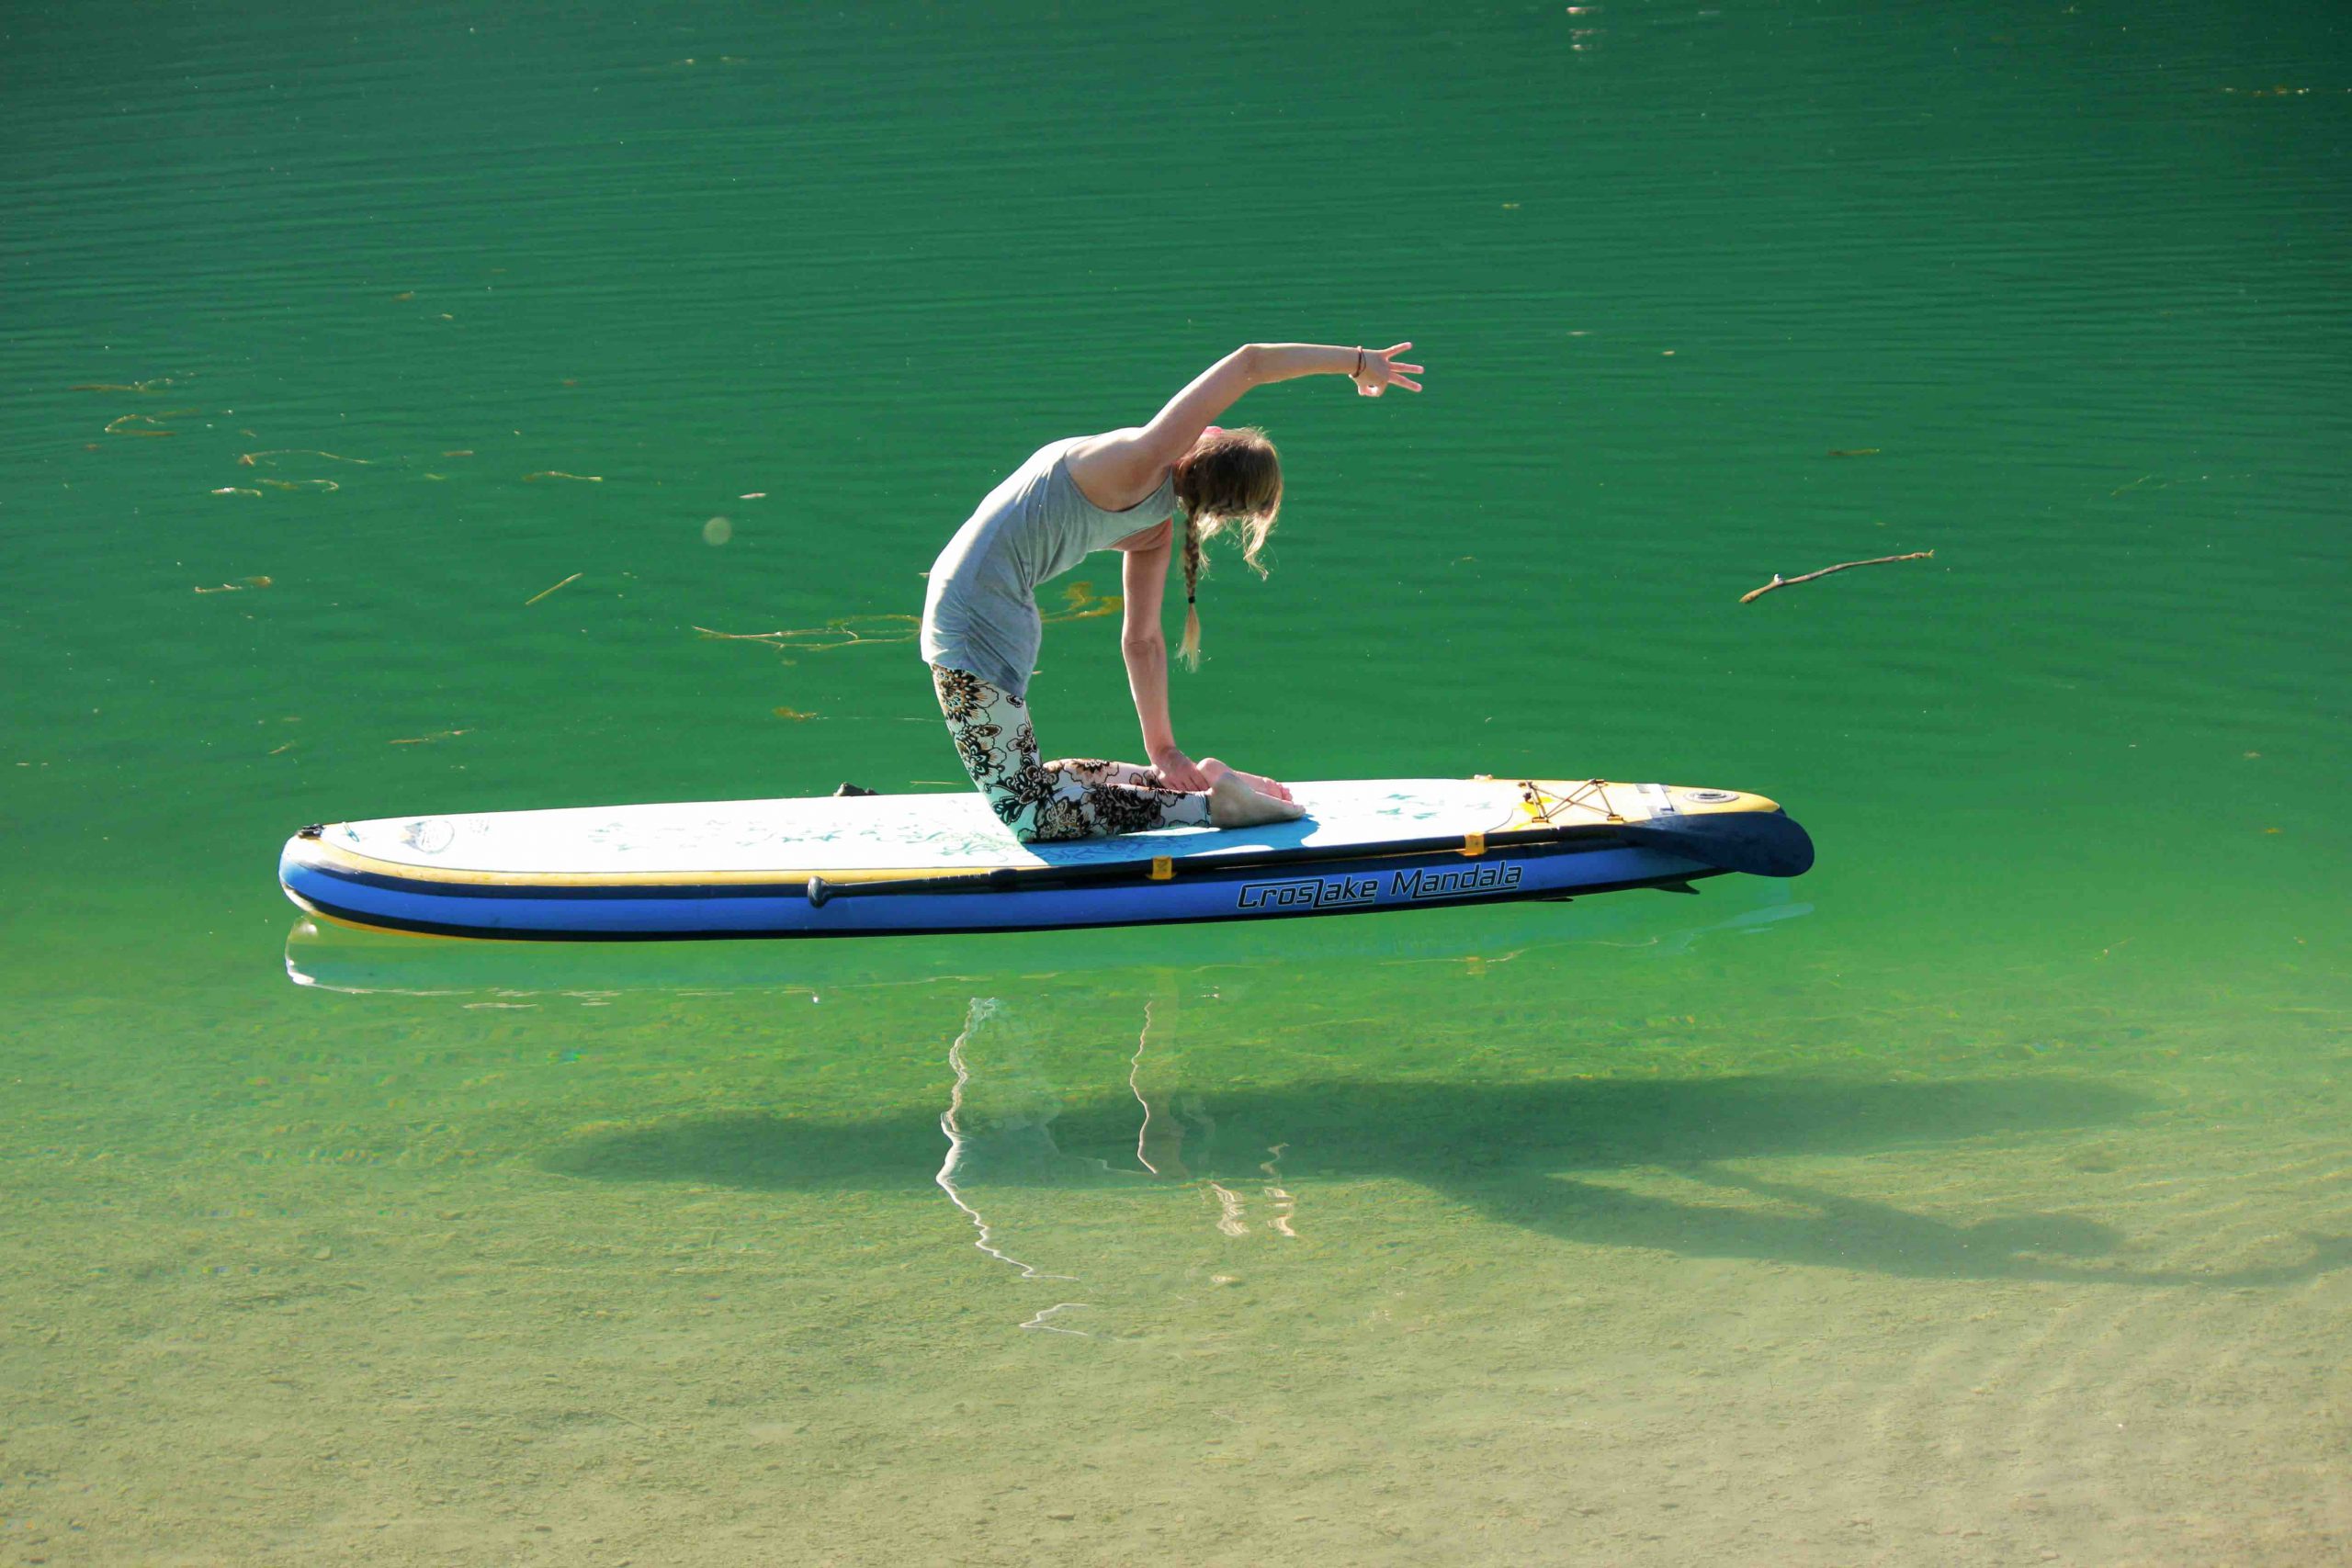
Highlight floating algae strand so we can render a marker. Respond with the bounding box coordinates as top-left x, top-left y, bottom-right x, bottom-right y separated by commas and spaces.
697, 614, 920, 652
238, 449, 374, 468
72, 376, 181, 393
524, 470, 603, 483
697, 583, 1119, 655
104, 413, 179, 438
1044, 581, 1122, 623
194, 576, 273, 594
213, 450, 376, 496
